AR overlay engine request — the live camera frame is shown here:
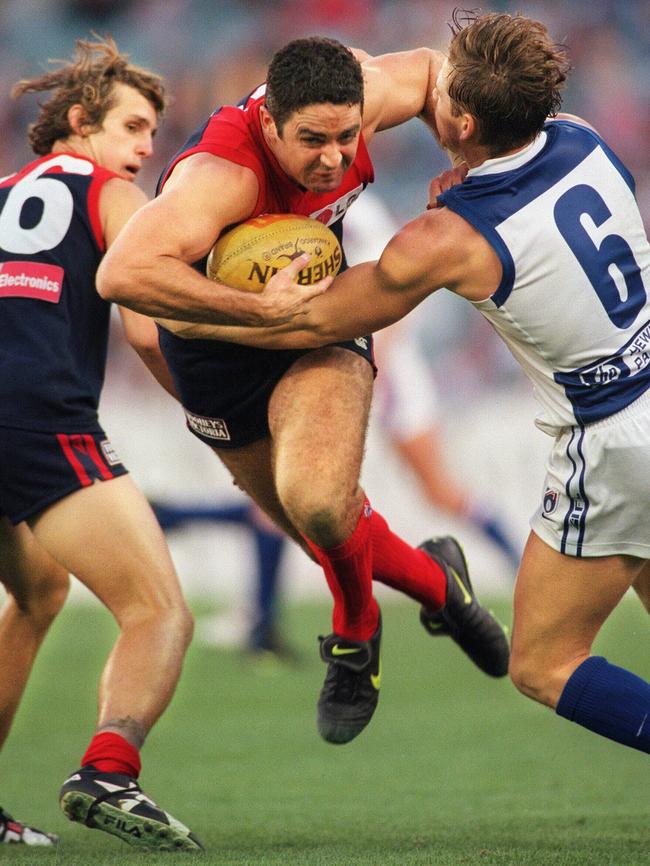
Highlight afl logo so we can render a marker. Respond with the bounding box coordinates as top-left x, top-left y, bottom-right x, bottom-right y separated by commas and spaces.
542, 487, 559, 516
